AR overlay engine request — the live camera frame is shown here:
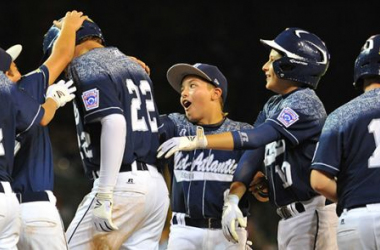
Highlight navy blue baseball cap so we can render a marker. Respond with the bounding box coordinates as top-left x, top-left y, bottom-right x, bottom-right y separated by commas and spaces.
0, 45, 22, 72
167, 63, 228, 104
